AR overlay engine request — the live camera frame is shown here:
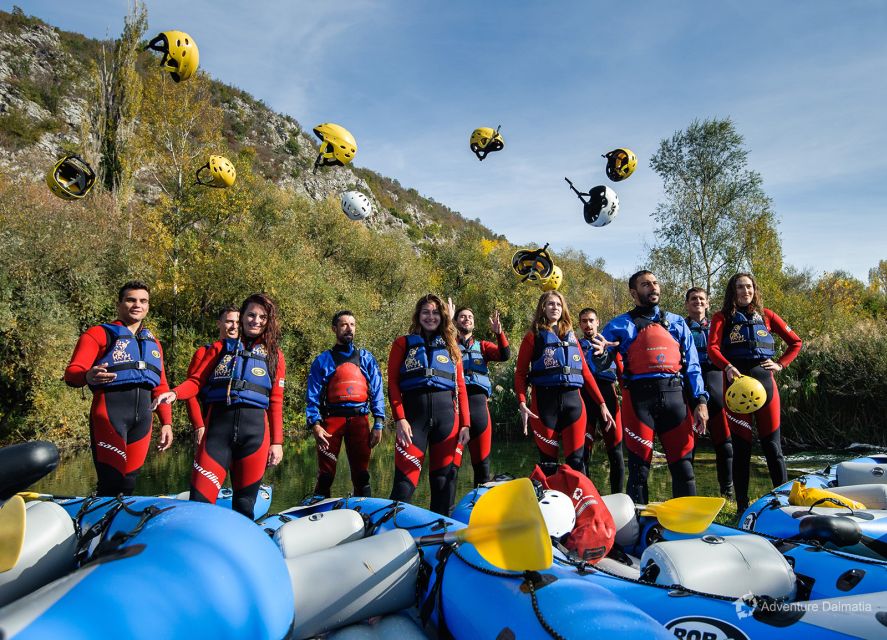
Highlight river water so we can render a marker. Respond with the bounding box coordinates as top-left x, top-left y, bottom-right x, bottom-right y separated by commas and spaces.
30, 433, 846, 515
